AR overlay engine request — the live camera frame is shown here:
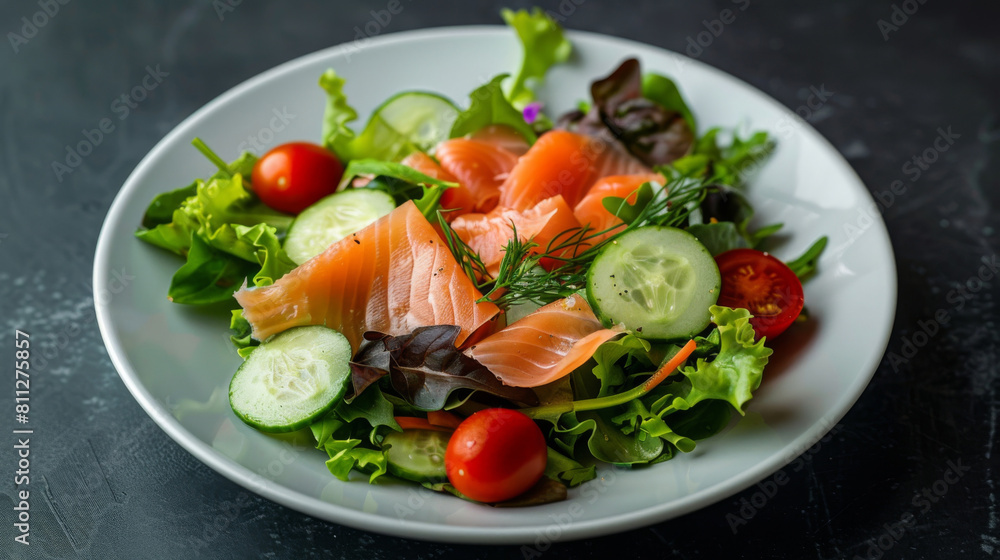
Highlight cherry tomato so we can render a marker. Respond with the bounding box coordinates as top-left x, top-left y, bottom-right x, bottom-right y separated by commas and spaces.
250, 142, 344, 214
715, 248, 804, 340
444, 408, 547, 503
